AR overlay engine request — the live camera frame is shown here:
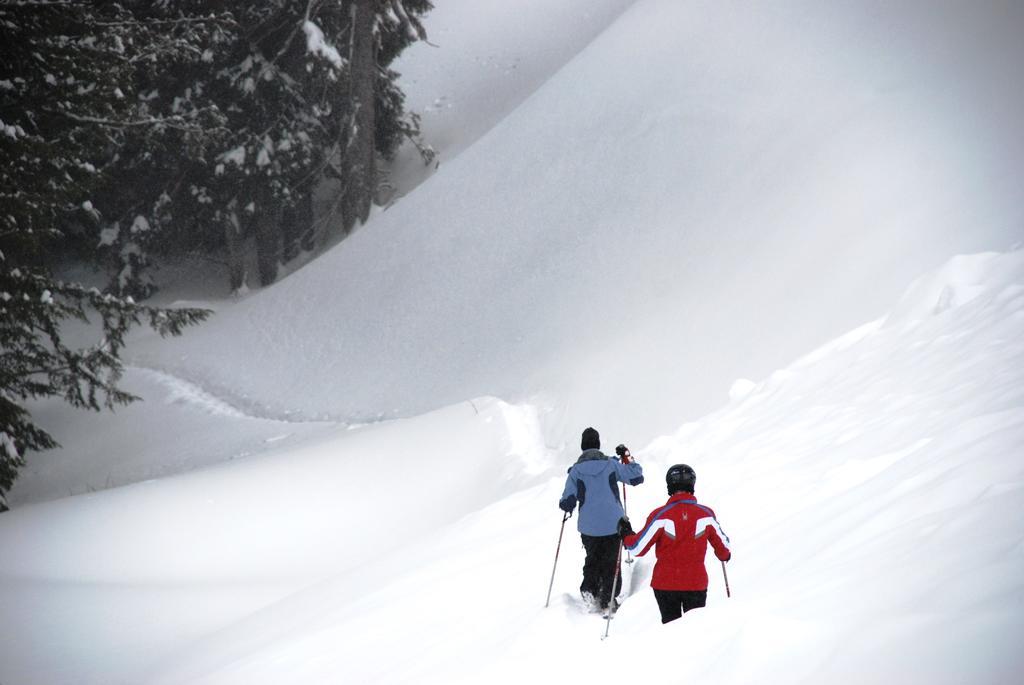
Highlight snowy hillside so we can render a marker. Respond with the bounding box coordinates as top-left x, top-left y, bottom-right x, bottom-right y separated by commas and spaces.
2, 249, 1022, 684
127, 0, 1024, 445
3, 0, 1024, 683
